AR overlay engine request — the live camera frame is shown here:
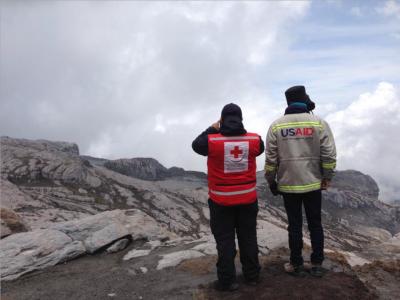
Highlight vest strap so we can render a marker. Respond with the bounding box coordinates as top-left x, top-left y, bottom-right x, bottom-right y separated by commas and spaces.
209, 136, 259, 141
